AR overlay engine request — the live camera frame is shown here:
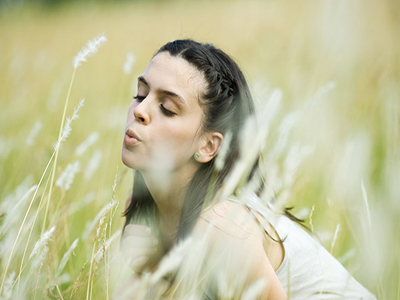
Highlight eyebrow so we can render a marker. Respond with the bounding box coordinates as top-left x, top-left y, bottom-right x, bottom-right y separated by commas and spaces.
138, 76, 187, 106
